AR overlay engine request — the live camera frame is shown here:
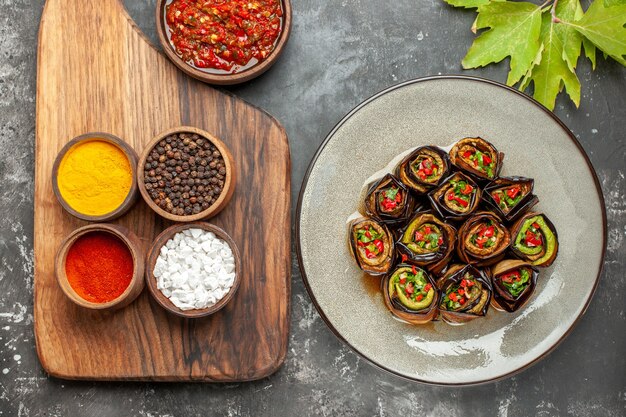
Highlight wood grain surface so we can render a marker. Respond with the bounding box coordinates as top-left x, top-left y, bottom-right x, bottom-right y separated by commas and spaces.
34, 0, 291, 381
